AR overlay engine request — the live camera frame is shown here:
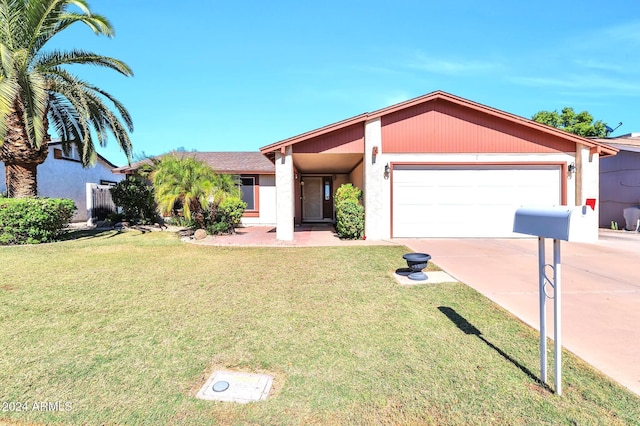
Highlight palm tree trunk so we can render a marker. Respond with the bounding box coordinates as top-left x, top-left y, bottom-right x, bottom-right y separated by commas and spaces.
0, 106, 49, 198
4, 161, 41, 198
